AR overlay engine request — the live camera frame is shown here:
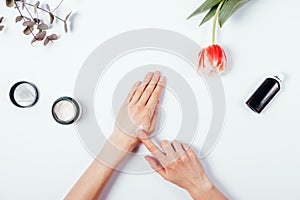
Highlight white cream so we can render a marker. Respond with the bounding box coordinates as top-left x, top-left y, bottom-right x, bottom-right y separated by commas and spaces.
13, 83, 37, 107
53, 100, 77, 122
